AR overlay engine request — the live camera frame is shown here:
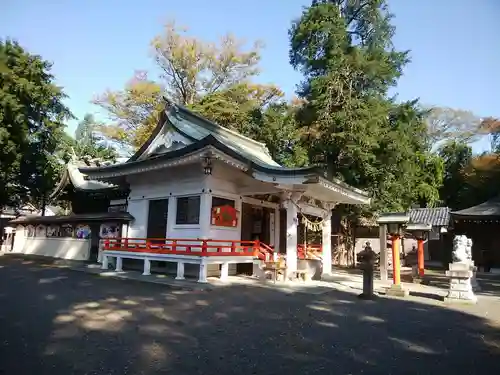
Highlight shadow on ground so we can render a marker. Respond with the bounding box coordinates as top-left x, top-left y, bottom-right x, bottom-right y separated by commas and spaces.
1, 256, 499, 375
